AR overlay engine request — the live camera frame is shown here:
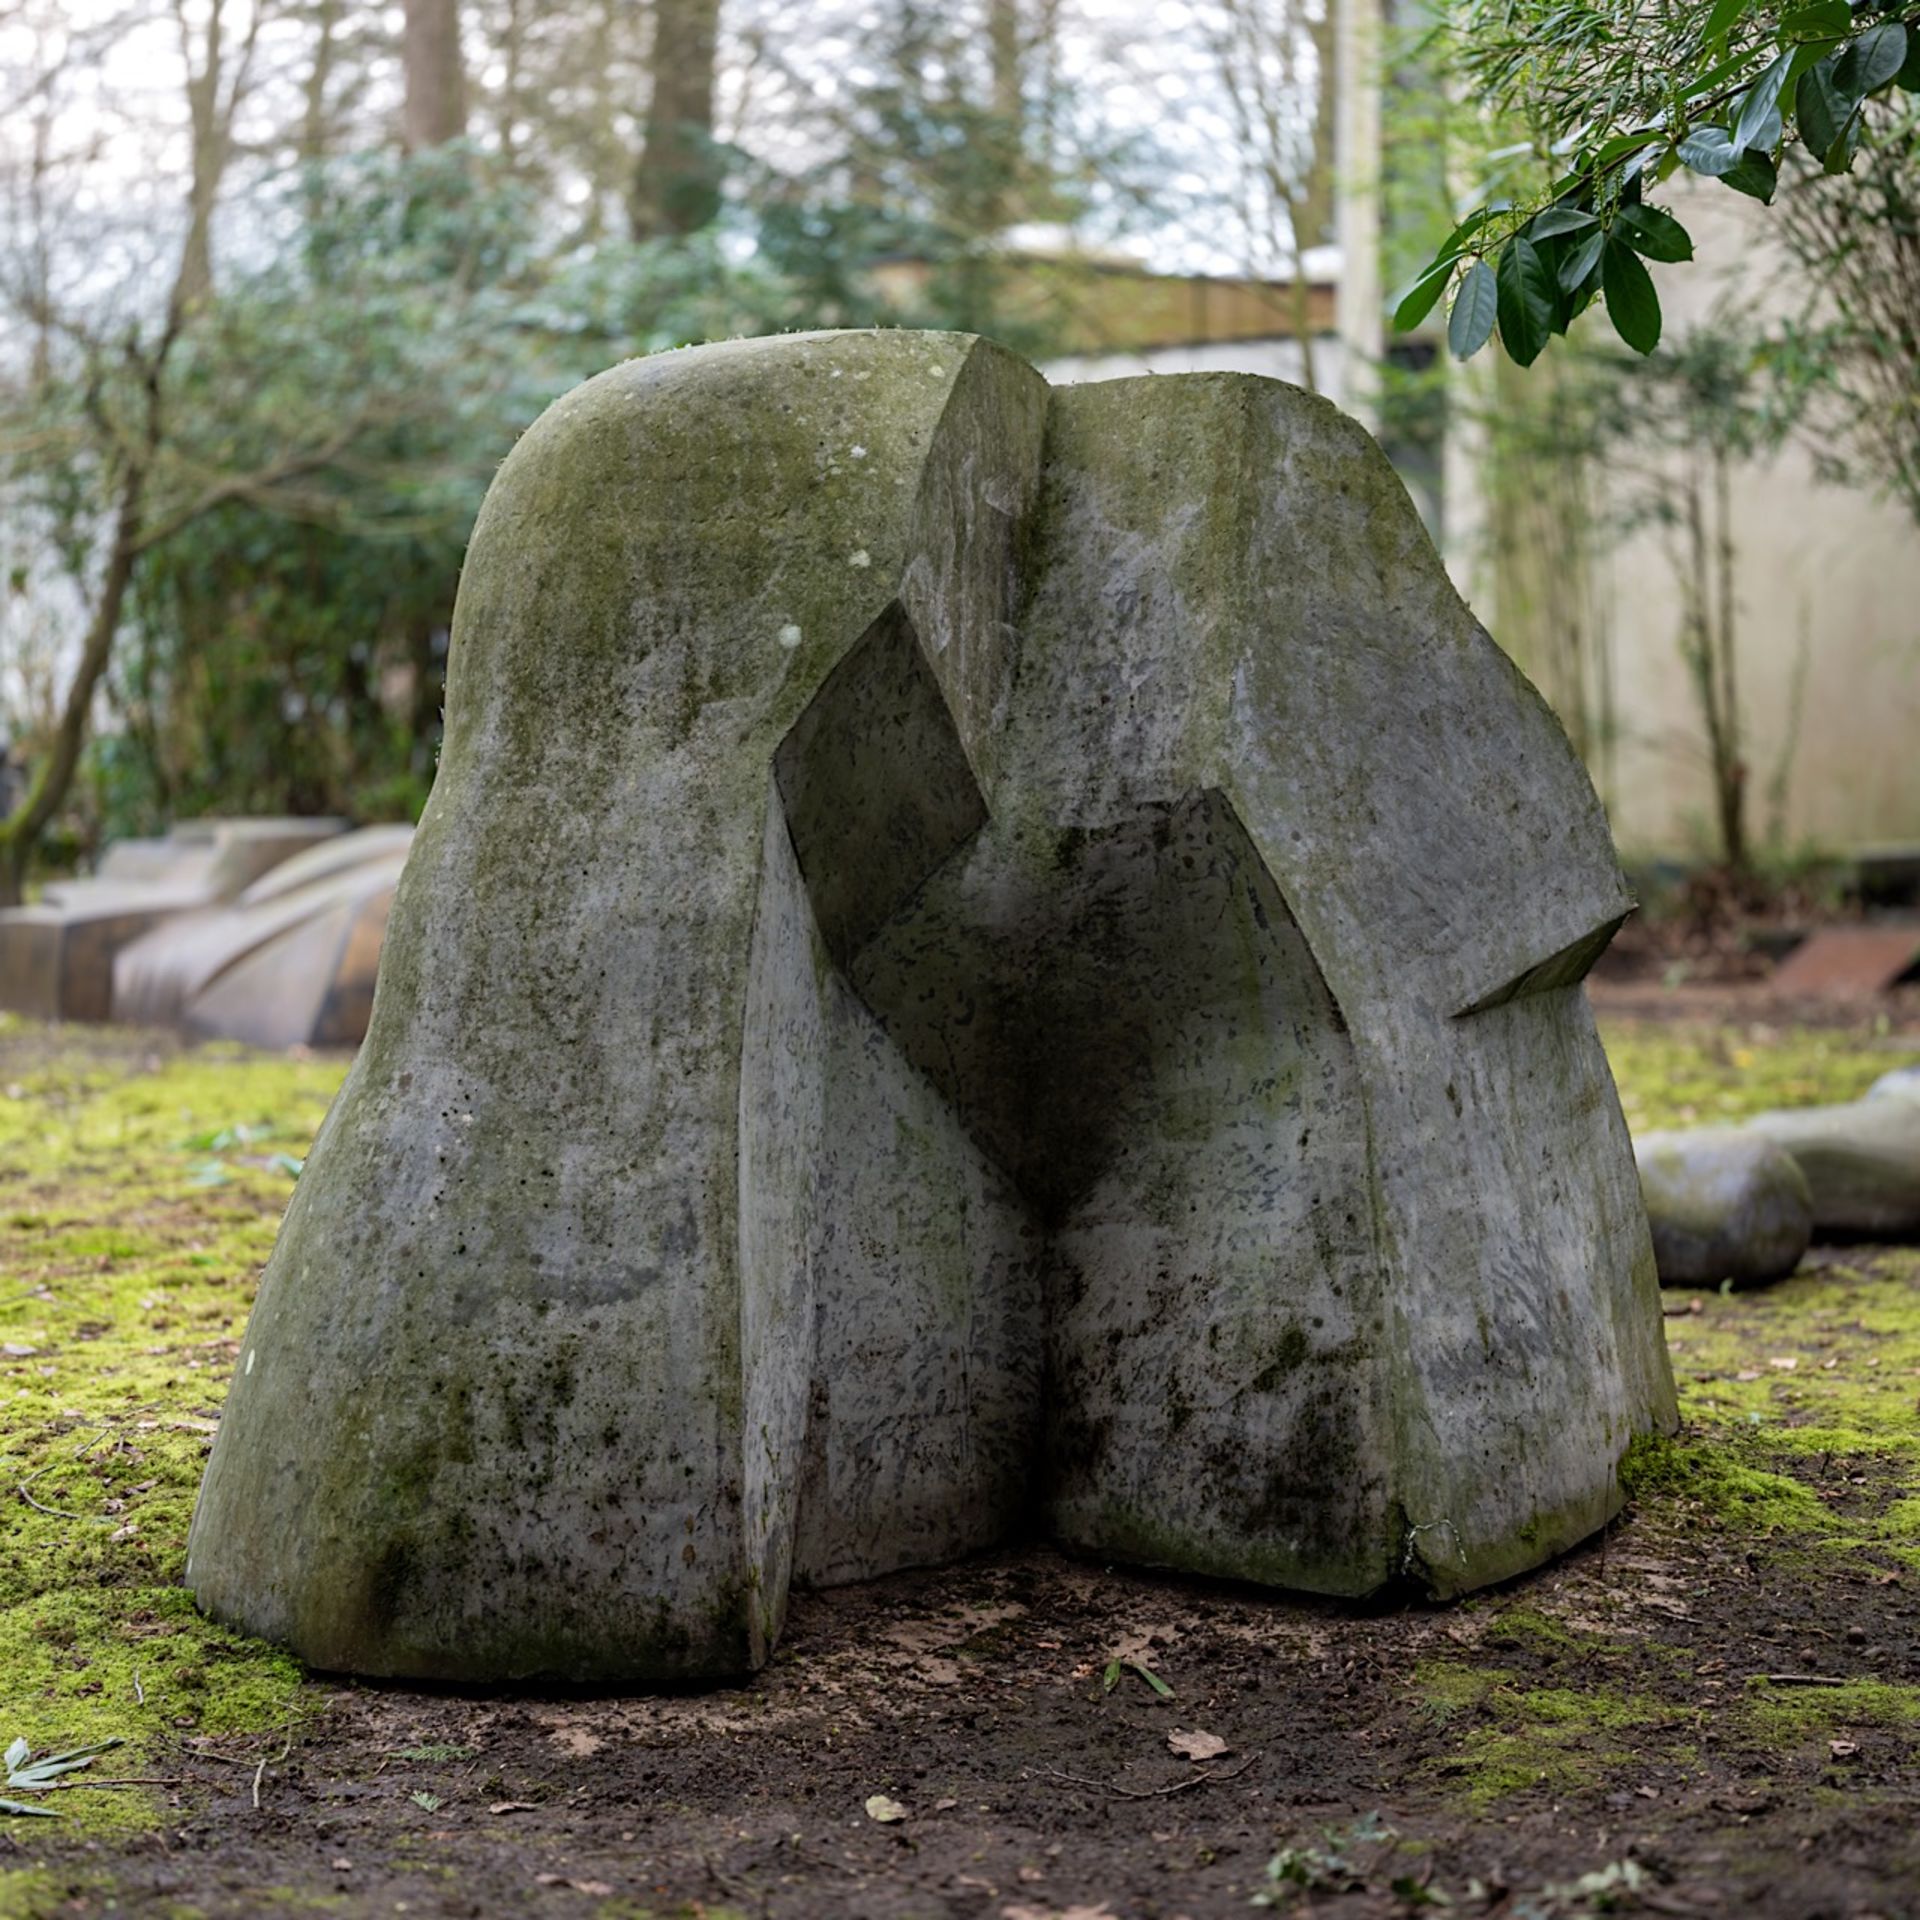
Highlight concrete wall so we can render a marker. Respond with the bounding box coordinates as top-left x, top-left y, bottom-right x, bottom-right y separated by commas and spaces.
1590, 184, 1920, 859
